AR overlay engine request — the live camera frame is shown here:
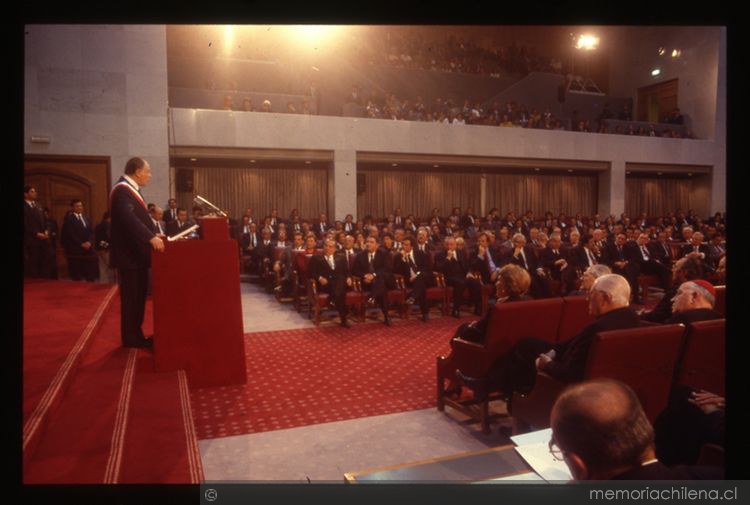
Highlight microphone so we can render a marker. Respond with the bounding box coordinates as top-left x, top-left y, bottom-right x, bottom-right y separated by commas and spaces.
193, 195, 227, 217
